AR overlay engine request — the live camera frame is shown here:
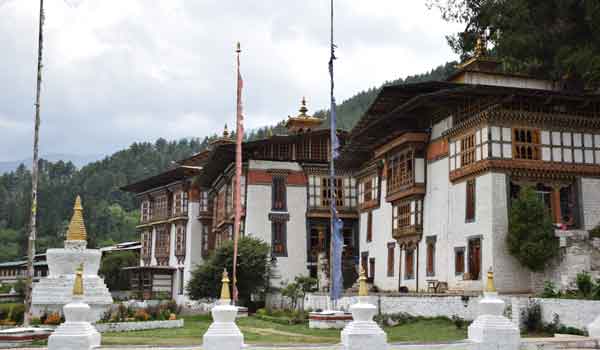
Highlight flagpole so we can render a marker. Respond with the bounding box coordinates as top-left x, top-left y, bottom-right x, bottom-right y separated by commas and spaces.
232, 42, 244, 305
